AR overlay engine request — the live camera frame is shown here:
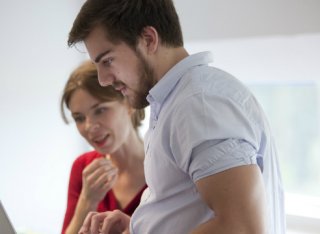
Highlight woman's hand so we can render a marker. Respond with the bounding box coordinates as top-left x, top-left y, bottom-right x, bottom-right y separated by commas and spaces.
81, 157, 118, 205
